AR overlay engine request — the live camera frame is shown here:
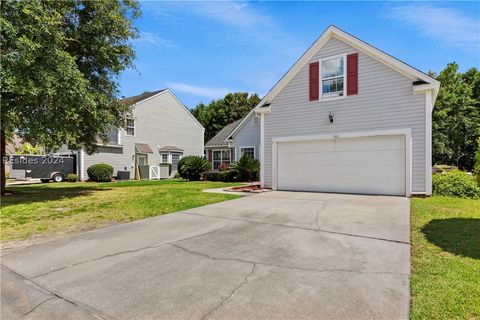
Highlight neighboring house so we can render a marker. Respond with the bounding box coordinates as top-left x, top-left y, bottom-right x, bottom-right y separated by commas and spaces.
60, 89, 204, 180
205, 110, 261, 170
254, 26, 440, 197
